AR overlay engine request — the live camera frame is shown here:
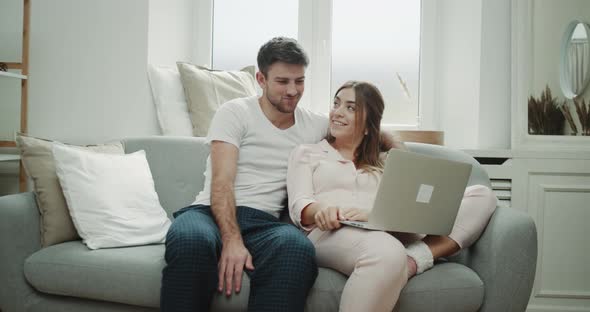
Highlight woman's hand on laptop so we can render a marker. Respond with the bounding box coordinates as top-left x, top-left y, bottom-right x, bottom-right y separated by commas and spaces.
314, 206, 343, 231
340, 207, 369, 222
313, 206, 369, 230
